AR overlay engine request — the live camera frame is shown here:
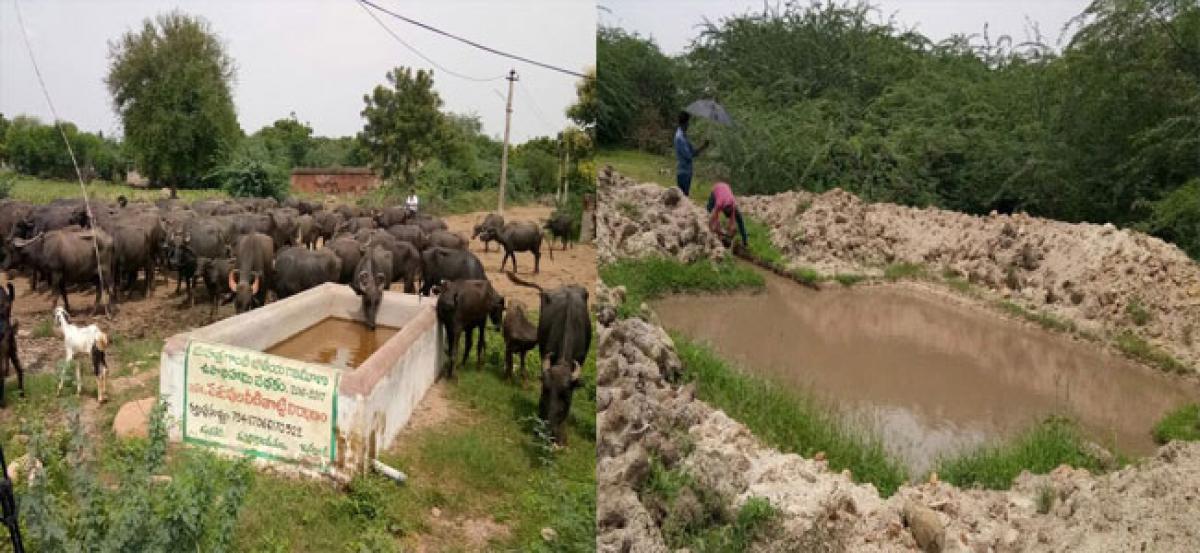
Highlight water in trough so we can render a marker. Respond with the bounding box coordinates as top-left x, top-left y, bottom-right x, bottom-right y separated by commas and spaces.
266, 317, 399, 370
